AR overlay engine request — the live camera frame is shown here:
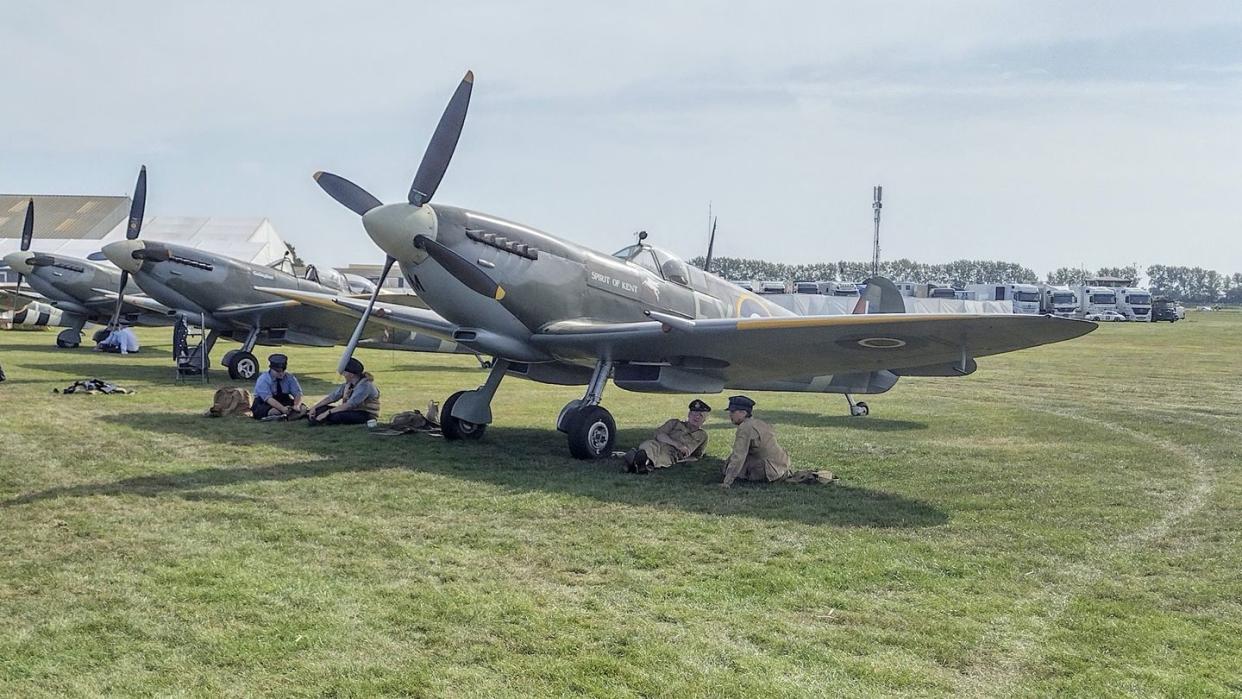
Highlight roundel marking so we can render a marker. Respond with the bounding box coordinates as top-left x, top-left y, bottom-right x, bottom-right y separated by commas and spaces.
857, 337, 907, 349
